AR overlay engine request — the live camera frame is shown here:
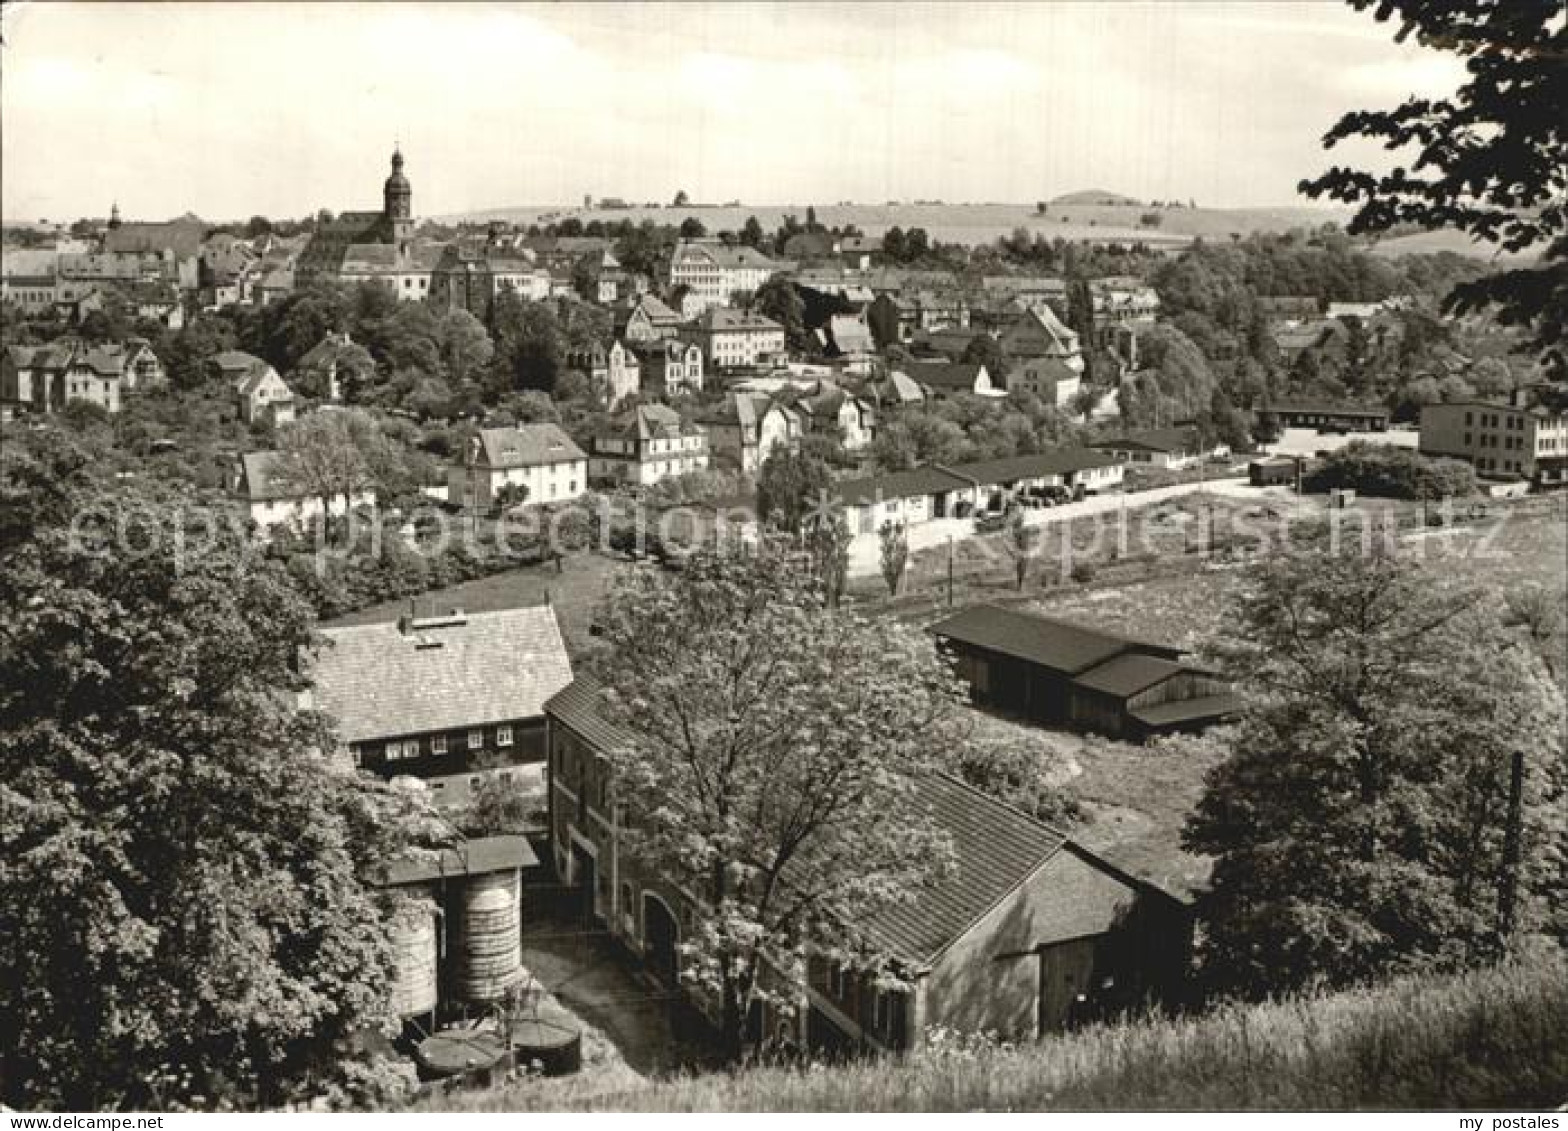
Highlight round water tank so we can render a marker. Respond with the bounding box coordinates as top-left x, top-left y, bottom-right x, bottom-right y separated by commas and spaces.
388, 887, 439, 1018
461, 870, 521, 1002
